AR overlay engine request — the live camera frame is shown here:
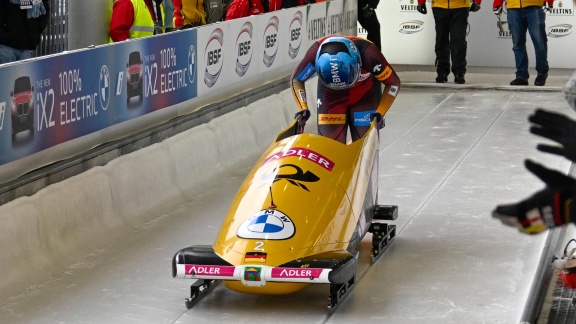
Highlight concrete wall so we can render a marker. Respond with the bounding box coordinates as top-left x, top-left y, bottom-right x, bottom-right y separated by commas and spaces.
69, 0, 112, 50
